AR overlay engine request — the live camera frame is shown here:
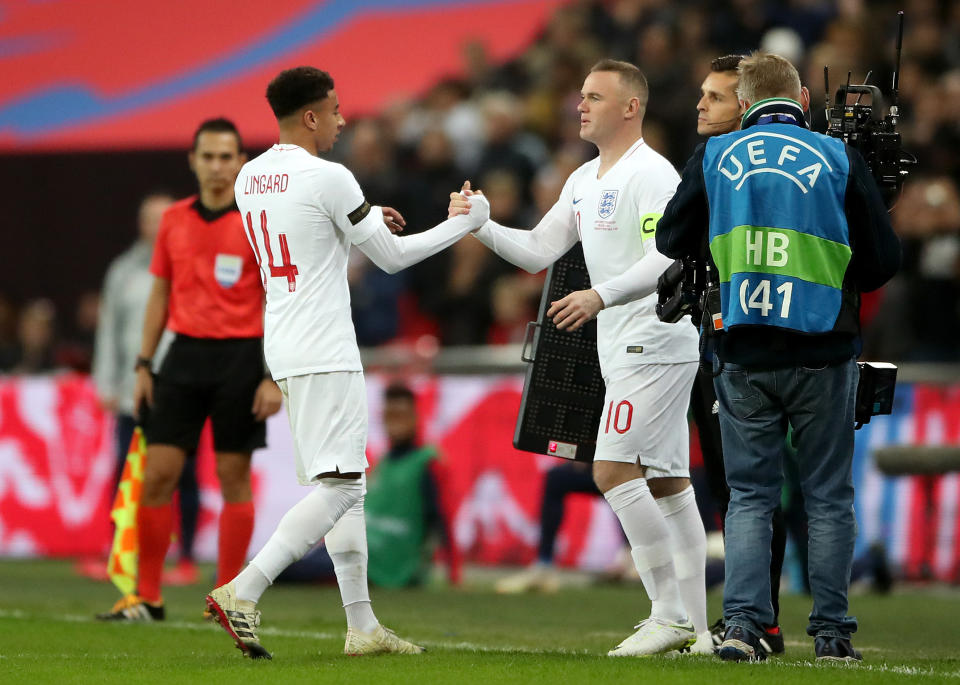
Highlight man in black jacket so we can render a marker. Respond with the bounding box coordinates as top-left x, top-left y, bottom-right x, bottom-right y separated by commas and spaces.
657, 52, 901, 663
